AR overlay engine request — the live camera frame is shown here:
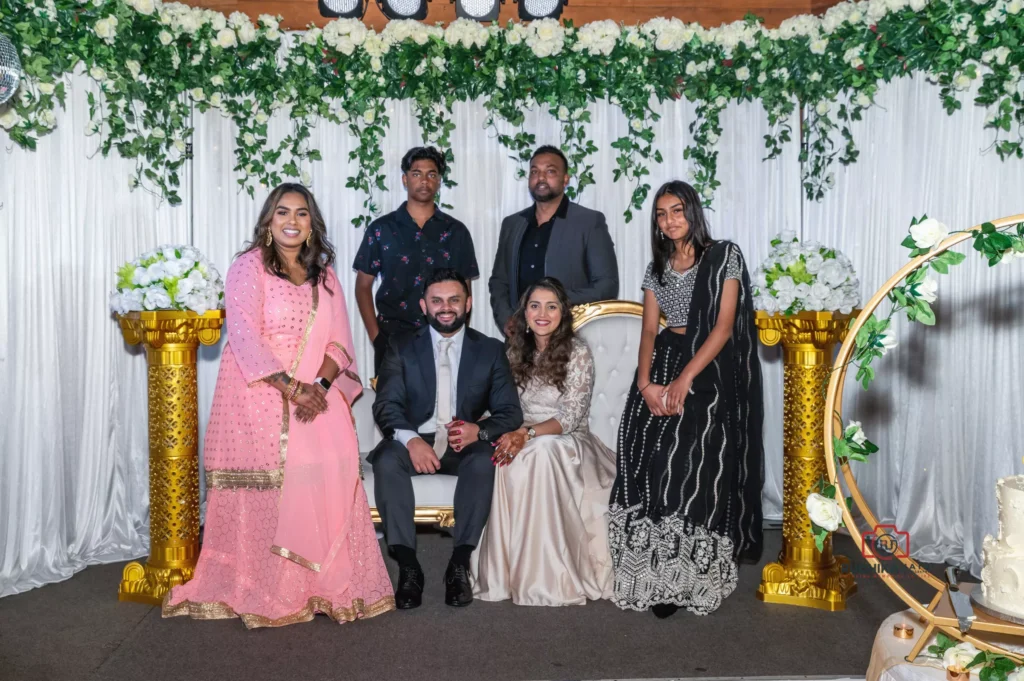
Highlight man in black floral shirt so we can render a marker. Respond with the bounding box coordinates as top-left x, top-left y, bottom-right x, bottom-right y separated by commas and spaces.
354, 147, 480, 376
